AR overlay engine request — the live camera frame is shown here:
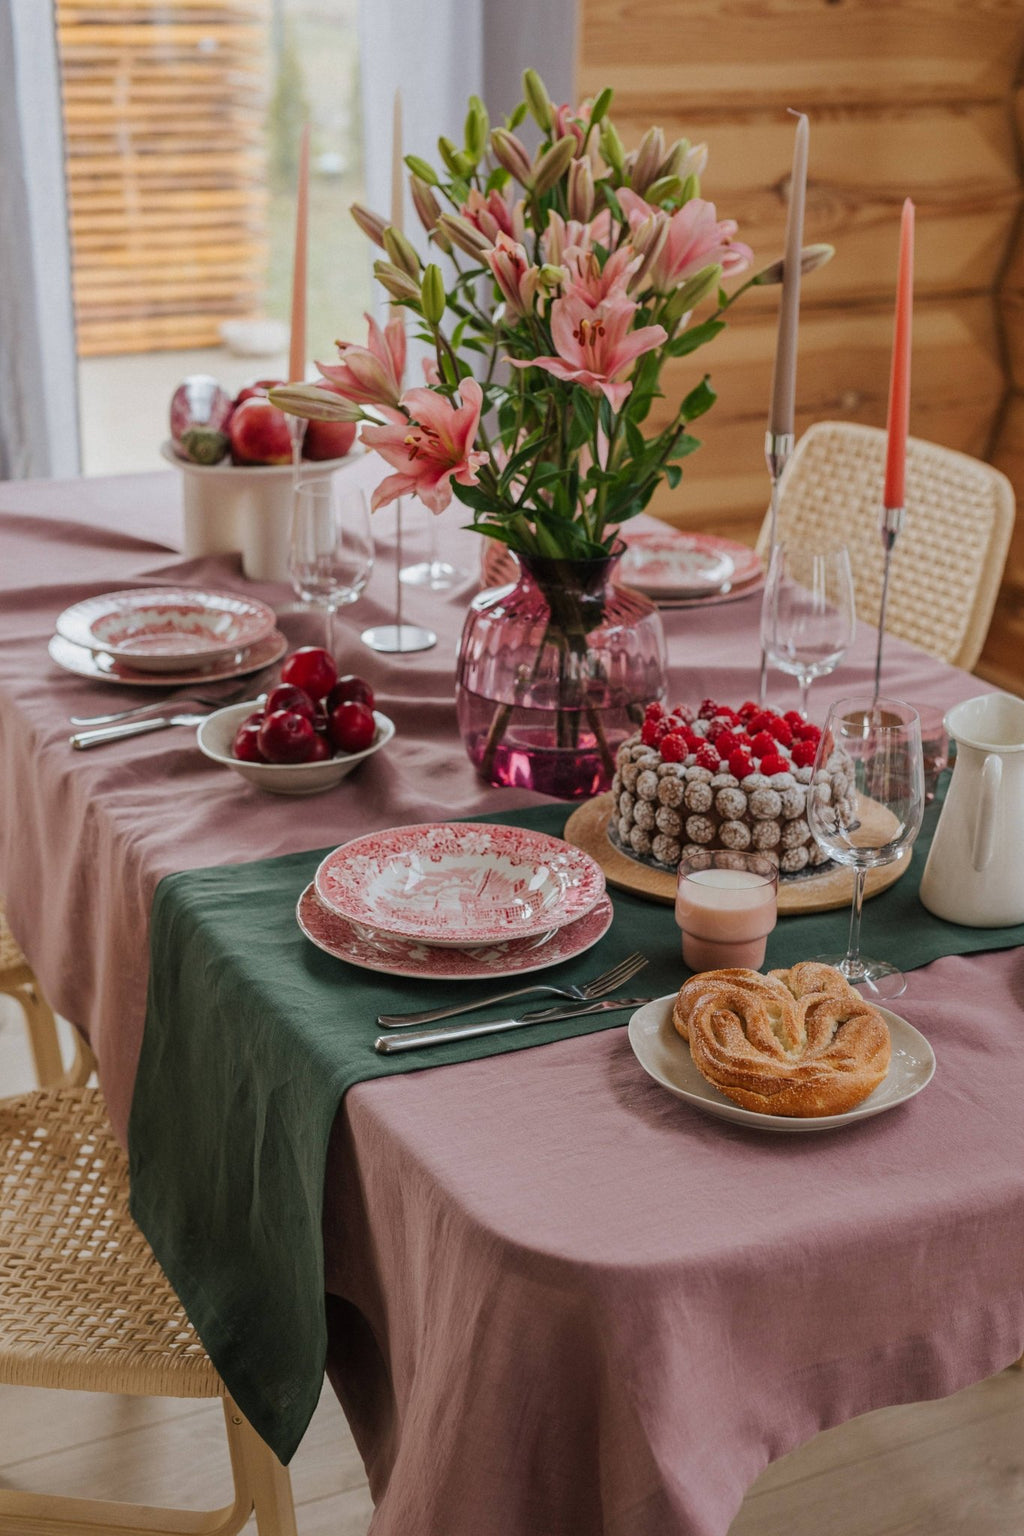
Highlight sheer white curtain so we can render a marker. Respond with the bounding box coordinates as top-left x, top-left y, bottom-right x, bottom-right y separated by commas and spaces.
358, 0, 576, 247
0, 0, 79, 479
